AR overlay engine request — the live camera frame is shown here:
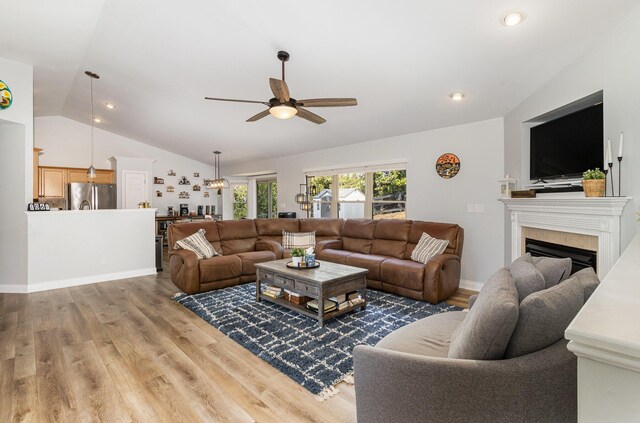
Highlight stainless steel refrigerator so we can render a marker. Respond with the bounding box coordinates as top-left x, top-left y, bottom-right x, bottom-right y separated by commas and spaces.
67, 183, 117, 210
